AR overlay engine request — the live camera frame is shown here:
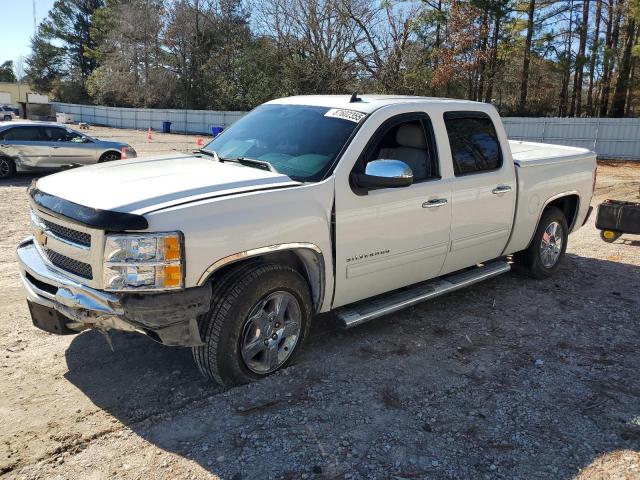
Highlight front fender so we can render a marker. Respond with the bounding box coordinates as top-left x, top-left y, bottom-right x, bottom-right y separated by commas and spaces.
143, 178, 336, 312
